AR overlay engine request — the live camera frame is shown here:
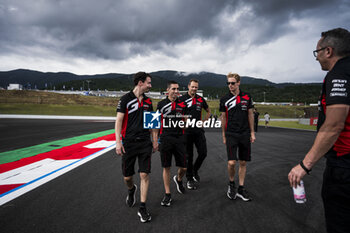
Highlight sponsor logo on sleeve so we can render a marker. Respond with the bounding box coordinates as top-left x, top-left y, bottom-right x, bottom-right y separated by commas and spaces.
330, 79, 348, 97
